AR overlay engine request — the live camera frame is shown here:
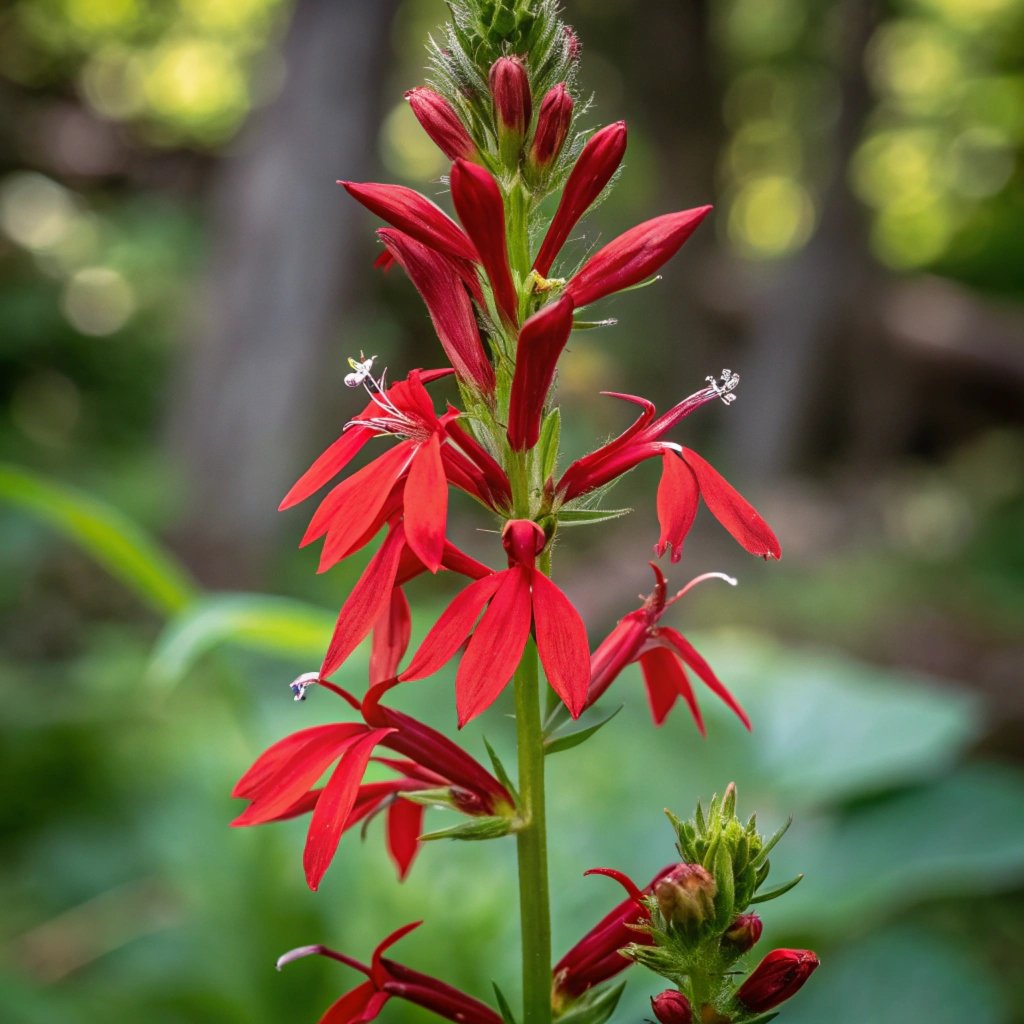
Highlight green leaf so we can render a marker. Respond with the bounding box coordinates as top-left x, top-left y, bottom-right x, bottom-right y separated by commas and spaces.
557, 507, 632, 526
483, 737, 519, 802
492, 983, 518, 1024
571, 318, 618, 330
419, 816, 514, 842
146, 593, 335, 690
749, 873, 803, 904
544, 705, 622, 755
751, 816, 792, 867
539, 407, 561, 483
0, 462, 196, 615
555, 981, 626, 1024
